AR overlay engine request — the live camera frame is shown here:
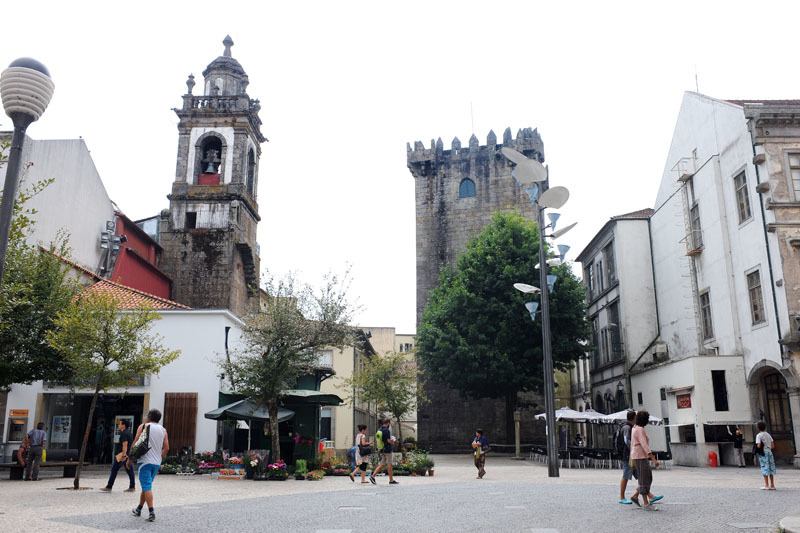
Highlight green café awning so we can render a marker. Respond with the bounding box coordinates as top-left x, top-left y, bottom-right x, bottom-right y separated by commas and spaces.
280, 389, 342, 406
204, 399, 295, 423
